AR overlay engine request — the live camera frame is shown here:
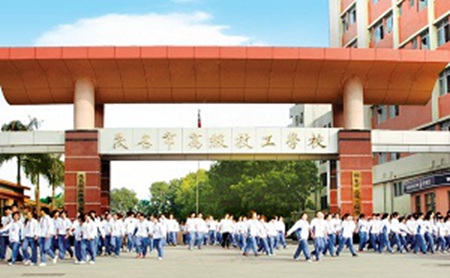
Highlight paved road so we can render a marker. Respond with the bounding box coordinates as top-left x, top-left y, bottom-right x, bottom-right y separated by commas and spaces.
1, 245, 449, 278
